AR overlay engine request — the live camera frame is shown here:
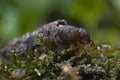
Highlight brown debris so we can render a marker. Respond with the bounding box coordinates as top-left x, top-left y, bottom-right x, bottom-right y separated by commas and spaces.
61, 63, 81, 80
